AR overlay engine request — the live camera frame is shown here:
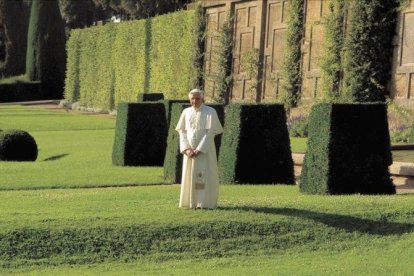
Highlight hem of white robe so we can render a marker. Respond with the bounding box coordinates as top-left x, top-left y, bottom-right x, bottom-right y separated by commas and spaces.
179, 204, 217, 209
